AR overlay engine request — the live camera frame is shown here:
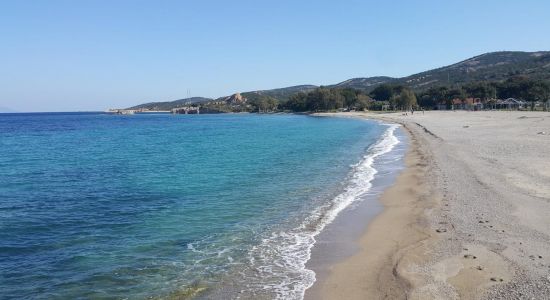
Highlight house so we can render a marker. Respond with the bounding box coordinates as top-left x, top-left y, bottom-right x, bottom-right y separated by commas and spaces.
437, 98, 484, 110
495, 98, 527, 110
